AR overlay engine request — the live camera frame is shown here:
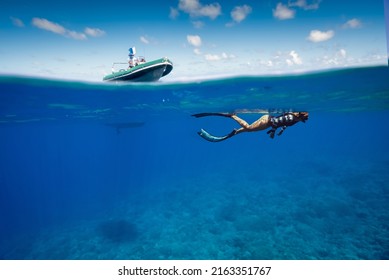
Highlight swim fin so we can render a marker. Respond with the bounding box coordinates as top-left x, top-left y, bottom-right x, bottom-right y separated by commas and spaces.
197, 128, 236, 142
192, 112, 233, 118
